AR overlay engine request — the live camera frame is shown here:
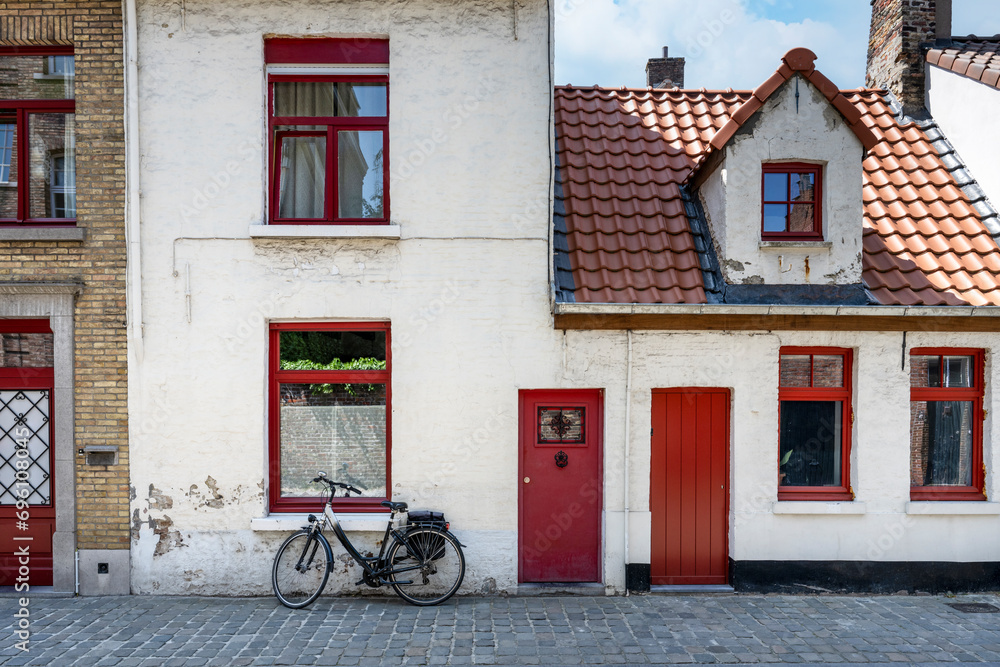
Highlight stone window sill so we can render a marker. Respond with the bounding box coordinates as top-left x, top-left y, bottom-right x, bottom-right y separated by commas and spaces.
250, 513, 390, 532
905, 501, 1000, 516
249, 224, 401, 239
772, 501, 866, 515
759, 241, 832, 250
0, 227, 84, 242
